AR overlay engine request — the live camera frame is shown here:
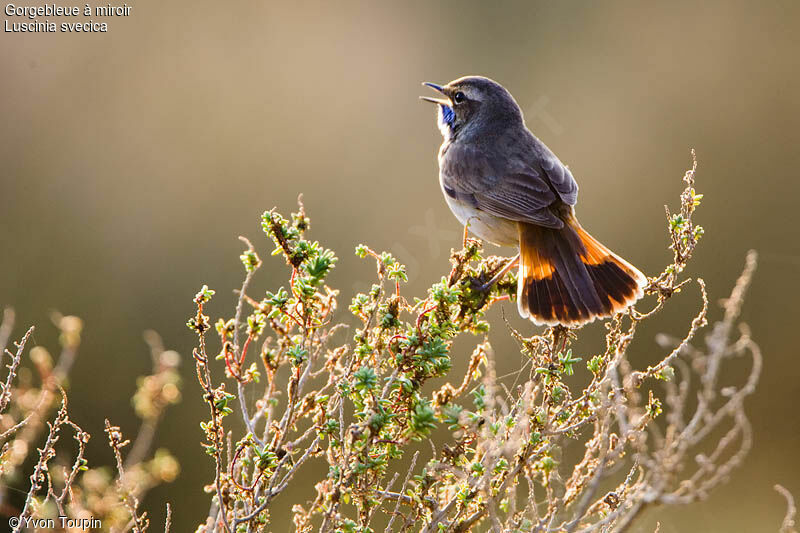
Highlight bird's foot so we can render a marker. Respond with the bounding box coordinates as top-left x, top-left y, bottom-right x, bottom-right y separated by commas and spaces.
471, 254, 520, 293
